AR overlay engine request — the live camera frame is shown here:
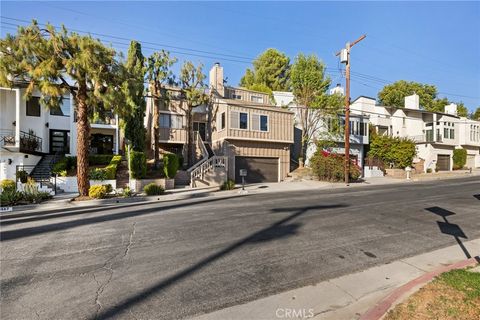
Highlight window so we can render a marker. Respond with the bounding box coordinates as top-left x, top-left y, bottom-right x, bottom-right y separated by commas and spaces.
252, 114, 268, 131
159, 114, 183, 129
449, 129, 454, 139
444, 128, 449, 139
251, 95, 264, 103
232, 94, 242, 100
402, 117, 406, 127
50, 98, 71, 116
239, 112, 248, 129
360, 122, 365, 136
26, 97, 41, 117
219, 112, 225, 130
